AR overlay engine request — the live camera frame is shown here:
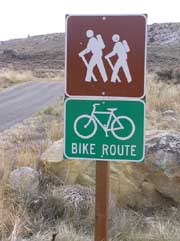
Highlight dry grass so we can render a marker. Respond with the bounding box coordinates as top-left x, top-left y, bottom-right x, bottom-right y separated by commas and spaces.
0, 138, 48, 239
0, 99, 65, 239
26, 224, 91, 241
1, 76, 180, 239
0, 69, 35, 89
54, 225, 91, 241
146, 73, 180, 130
46, 119, 64, 141
147, 73, 180, 112
45, 70, 64, 82
0, 160, 31, 240
109, 208, 180, 241
0, 69, 64, 90
41, 98, 64, 141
